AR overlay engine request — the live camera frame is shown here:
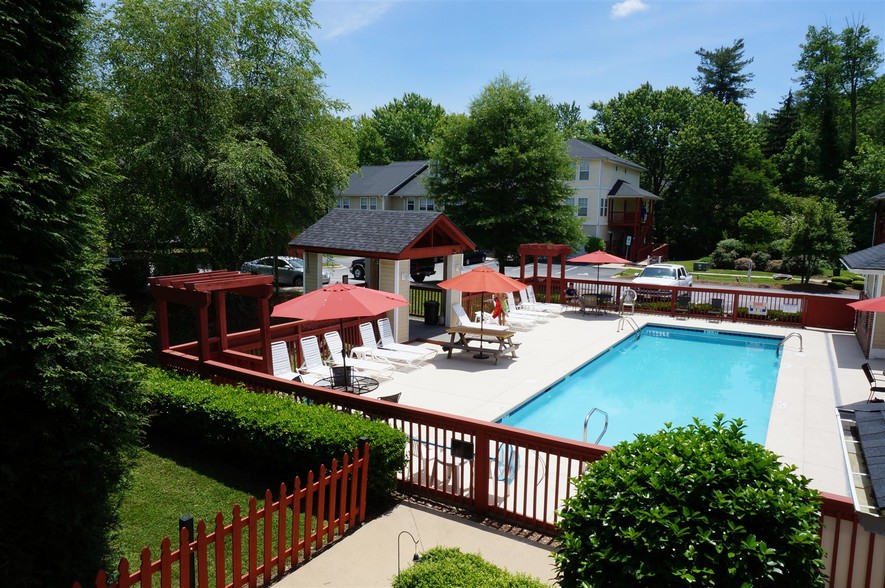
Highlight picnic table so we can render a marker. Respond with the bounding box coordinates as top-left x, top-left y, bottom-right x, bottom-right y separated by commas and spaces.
442, 325, 520, 364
